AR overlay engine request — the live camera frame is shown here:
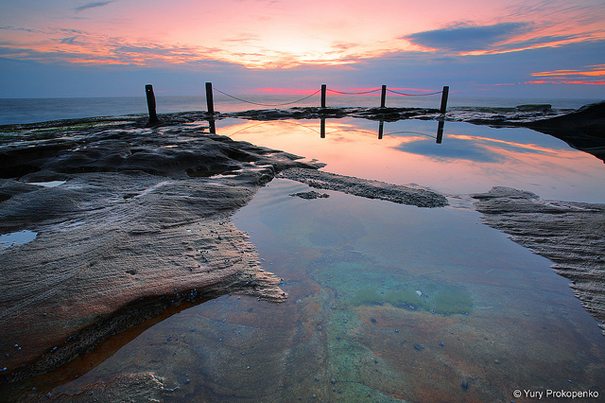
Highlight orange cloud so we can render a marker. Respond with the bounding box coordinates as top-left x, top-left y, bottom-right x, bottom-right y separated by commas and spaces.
528, 65, 605, 85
